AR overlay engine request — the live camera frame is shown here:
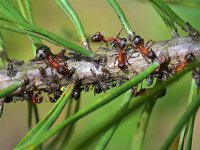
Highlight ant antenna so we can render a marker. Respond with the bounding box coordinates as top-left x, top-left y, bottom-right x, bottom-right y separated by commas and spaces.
116, 28, 123, 37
